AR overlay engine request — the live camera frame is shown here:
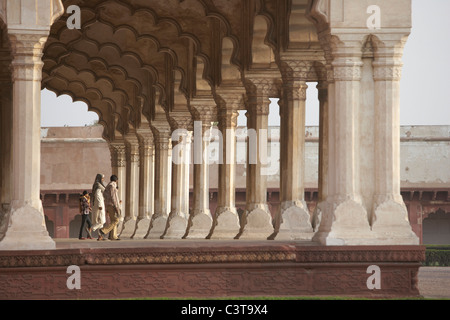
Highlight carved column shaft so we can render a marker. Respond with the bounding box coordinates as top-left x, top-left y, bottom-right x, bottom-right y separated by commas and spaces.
185, 103, 216, 239
153, 131, 171, 220
331, 55, 364, 201
216, 107, 239, 212
239, 76, 277, 240
273, 60, 314, 240
245, 84, 271, 211
372, 49, 404, 204
161, 114, 192, 239
207, 90, 243, 239
120, 136, 139, 238
9, 34, 47, 208
146, 124, 172, 239
132, 130, 154, 239
137, 132, 154, 220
